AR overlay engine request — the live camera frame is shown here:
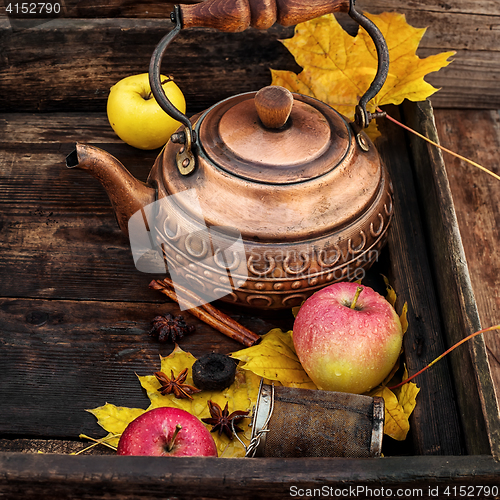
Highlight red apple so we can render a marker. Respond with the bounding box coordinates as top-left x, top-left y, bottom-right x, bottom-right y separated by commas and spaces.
117, 407, 218, 457
293, 282, 403, 394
